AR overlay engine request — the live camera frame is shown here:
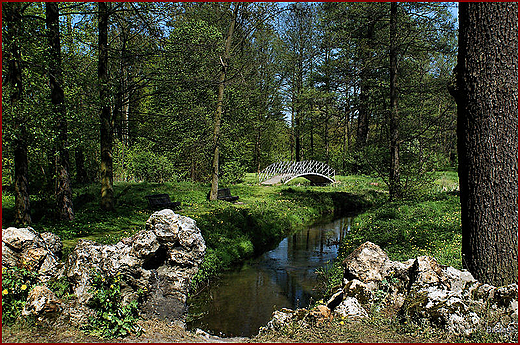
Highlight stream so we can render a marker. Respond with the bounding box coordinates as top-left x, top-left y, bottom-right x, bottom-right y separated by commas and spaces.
187, 215, 354, 337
